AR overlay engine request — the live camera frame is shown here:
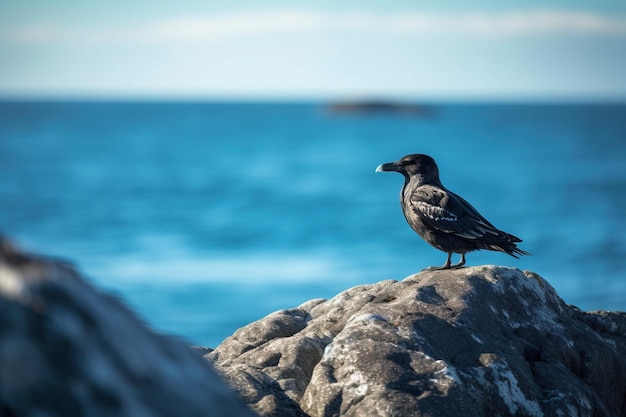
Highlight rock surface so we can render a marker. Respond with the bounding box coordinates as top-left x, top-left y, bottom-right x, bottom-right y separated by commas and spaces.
209, 266, 626, 417
0, 238, 256, 417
